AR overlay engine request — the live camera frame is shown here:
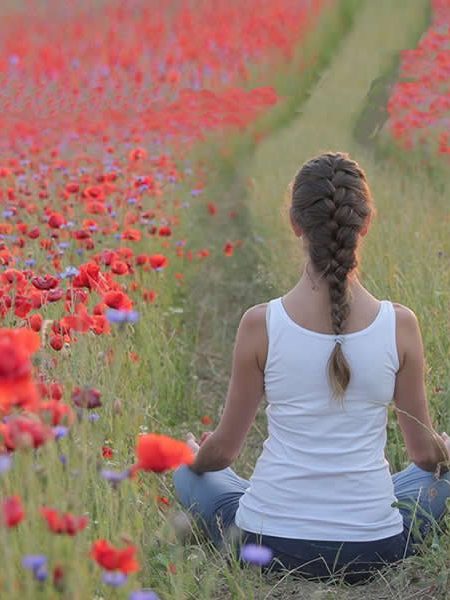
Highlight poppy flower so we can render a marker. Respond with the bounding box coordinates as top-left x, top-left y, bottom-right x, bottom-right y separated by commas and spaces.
122, 228, 141, 241
49, 334, 64, 351
135, 433, 194, 473
31, 275, 59, 290
39, 400, 74, 426
2, 495, 25, 527
29, 313, 43, 332
103, 290, 133, 311
223, 242, 234, 257
40, 507, 88, 535
91, 539, 140, 574
0, 416, 54, 451
158, 226, 172, 237
148, 254, 168, 270
72, 386, 102, 409
102, 446, 113, 459
111, 260, 129, 275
